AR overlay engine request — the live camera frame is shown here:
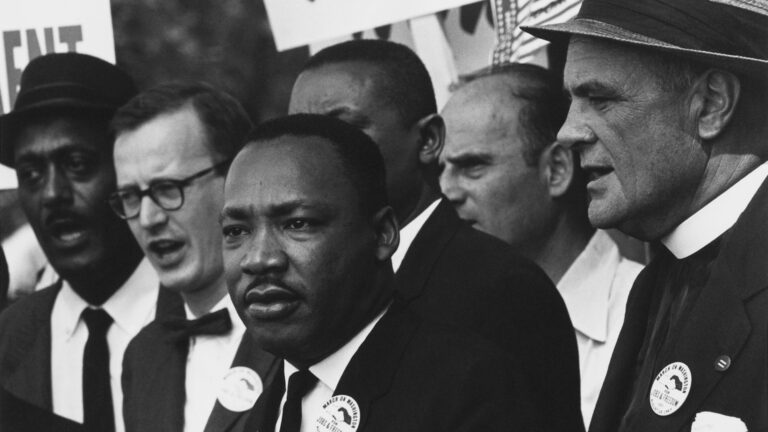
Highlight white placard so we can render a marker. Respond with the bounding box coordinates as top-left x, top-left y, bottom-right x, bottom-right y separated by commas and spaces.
264, 0, 480, 51
0, 164, 16, 190
0, 0, 116, 114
